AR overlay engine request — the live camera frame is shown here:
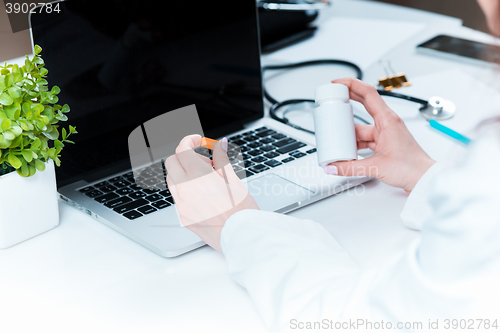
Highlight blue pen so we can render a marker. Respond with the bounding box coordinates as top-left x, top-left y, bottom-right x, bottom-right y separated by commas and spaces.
428, 119, 472, 145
